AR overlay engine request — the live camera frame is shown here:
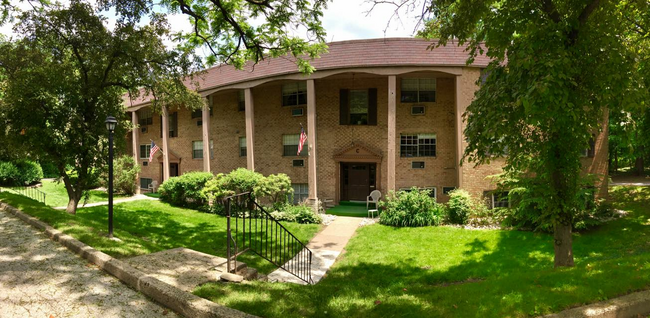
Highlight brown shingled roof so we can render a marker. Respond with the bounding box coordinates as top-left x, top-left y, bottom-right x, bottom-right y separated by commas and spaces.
126, 37, 489, 107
